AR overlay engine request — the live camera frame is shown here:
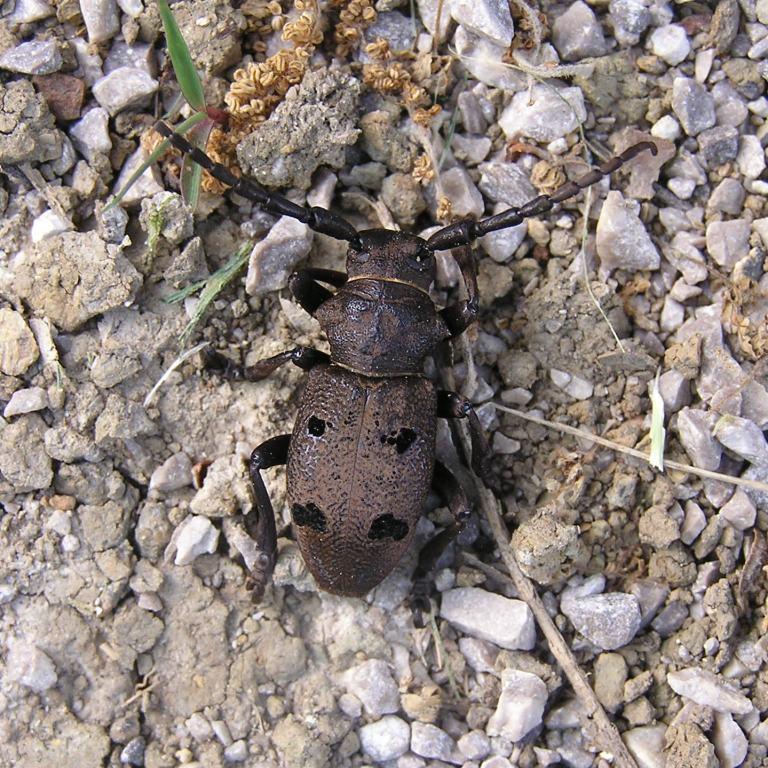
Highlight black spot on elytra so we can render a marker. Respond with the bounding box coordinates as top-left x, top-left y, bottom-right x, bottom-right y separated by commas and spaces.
292, 502, 327, 532
368, 513, 409, 541
379, 427, 417, 454
307, 415, 326, 437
